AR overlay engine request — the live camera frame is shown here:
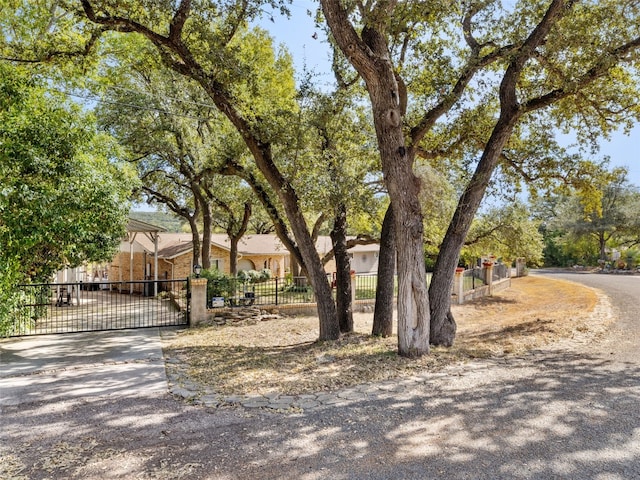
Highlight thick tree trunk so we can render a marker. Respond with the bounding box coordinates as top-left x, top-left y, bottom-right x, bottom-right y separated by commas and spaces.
375, 112, 429, 355
331, 204, 354, 334
370, 83, 429, 356
428, 0, 566, 344
188, 217, 201, 270
430, 114, 519, 345
290, 255, 301, 278
193, 184, 211, 269
322, 0, 566, 349
372, 204, 395, 337
209, 113, 339, 339
229, 238, 238, 275
317, 7, 430, 355
285, 204, 339, 340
